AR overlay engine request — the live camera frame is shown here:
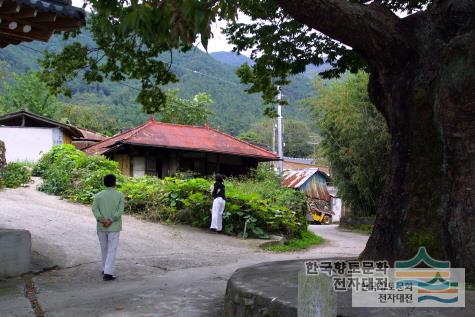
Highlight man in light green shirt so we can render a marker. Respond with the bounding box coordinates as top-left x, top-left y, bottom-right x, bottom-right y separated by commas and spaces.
92, 174, 124, 281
